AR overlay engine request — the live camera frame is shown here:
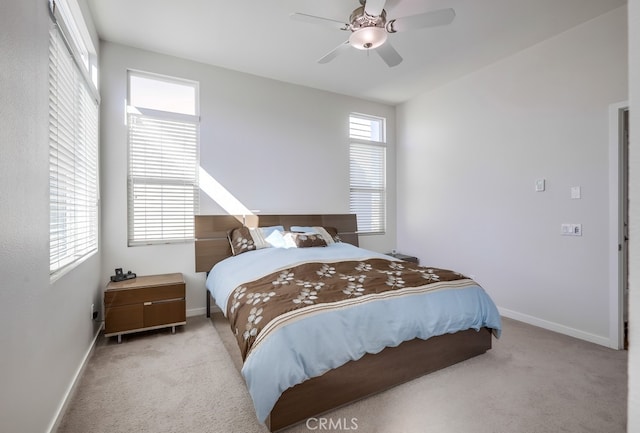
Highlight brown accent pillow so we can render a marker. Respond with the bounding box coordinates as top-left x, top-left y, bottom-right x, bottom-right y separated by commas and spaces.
228, 227, 256, 256
324, 226, 341, 242
290, 232, 327, 248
